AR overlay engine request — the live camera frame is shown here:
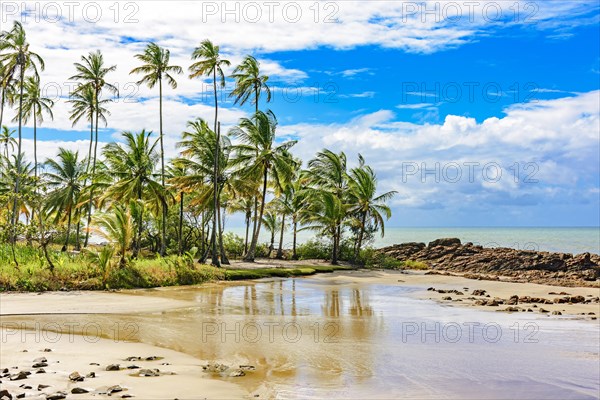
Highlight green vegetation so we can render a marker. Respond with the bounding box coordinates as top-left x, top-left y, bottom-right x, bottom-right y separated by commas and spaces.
0, 23, 398, 292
